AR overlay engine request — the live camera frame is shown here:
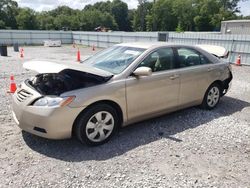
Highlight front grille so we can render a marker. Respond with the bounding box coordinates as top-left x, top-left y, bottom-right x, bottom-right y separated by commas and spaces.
16, 89, 33, 102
